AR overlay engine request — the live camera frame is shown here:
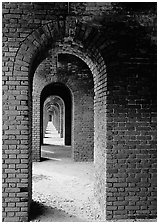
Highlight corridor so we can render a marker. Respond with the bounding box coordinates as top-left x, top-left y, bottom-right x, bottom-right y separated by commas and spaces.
2, 2, 157, 222
43, 122, 64, 146
32, 122, 102, 222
